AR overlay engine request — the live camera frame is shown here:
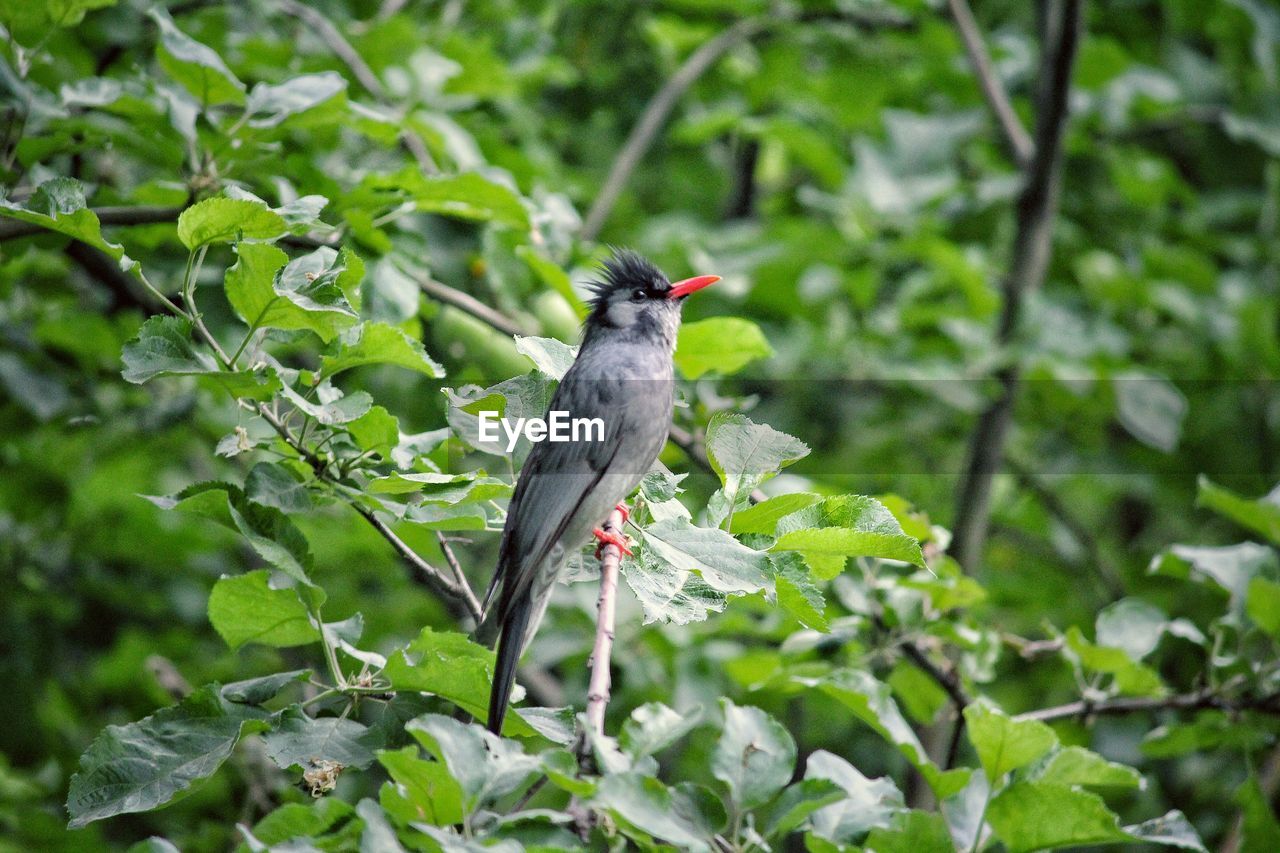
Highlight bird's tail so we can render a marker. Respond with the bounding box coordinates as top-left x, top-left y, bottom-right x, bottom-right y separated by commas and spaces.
486, 596, 531, 735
